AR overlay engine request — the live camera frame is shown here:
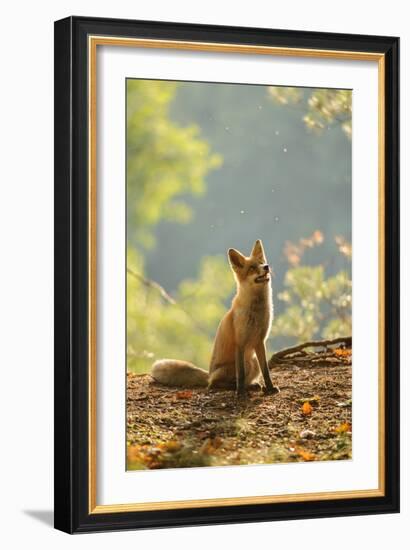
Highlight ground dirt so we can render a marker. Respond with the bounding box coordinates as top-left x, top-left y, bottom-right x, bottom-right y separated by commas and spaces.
127, 351, 352, 470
